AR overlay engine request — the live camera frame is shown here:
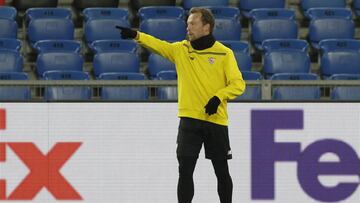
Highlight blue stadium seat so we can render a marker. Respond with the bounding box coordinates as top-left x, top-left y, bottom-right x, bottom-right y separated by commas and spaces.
0, 6, 17, 20
99, 72, 149, 101
156, 70, 177, 100
84, 18, 130, 47
0, 72, 30, 101
263, 43, 310, 78
234, 71, 262, 100
319, 38, 360, 52
83, 7, 128, 22
271, 73, 321, 100
249, 9, 298, 50
138, 6, 184, 20
207, 6, 240, 19
301, 0, 346, 17
239, 0, 285, 18
43, 70, 91, 101
0, 19, 17, 39
0, 38, 21, 52
36, 52, 83, 77
205, 7, 241, 41
319, 39, 360, 78
28, 18, 74, 47
129, 0, 177, 18
329, 74, 360, 80
12, 0, 58, 11
34, 40, 81, 53
148, 53, 175, 79
262, 39, 308, 52
73, 0, 119, 11
90, 39, 137, 53
93, 52, 140, 78
139, 18, 186, 41
221, 40, 251, 71
25, 7, 72, 23
330, 74, 360, 100
138, 6, 186, 41
83, 8, 130, 47
307, 8, 354, 49
182, 0, 229, 10
0, 50, 23, 72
